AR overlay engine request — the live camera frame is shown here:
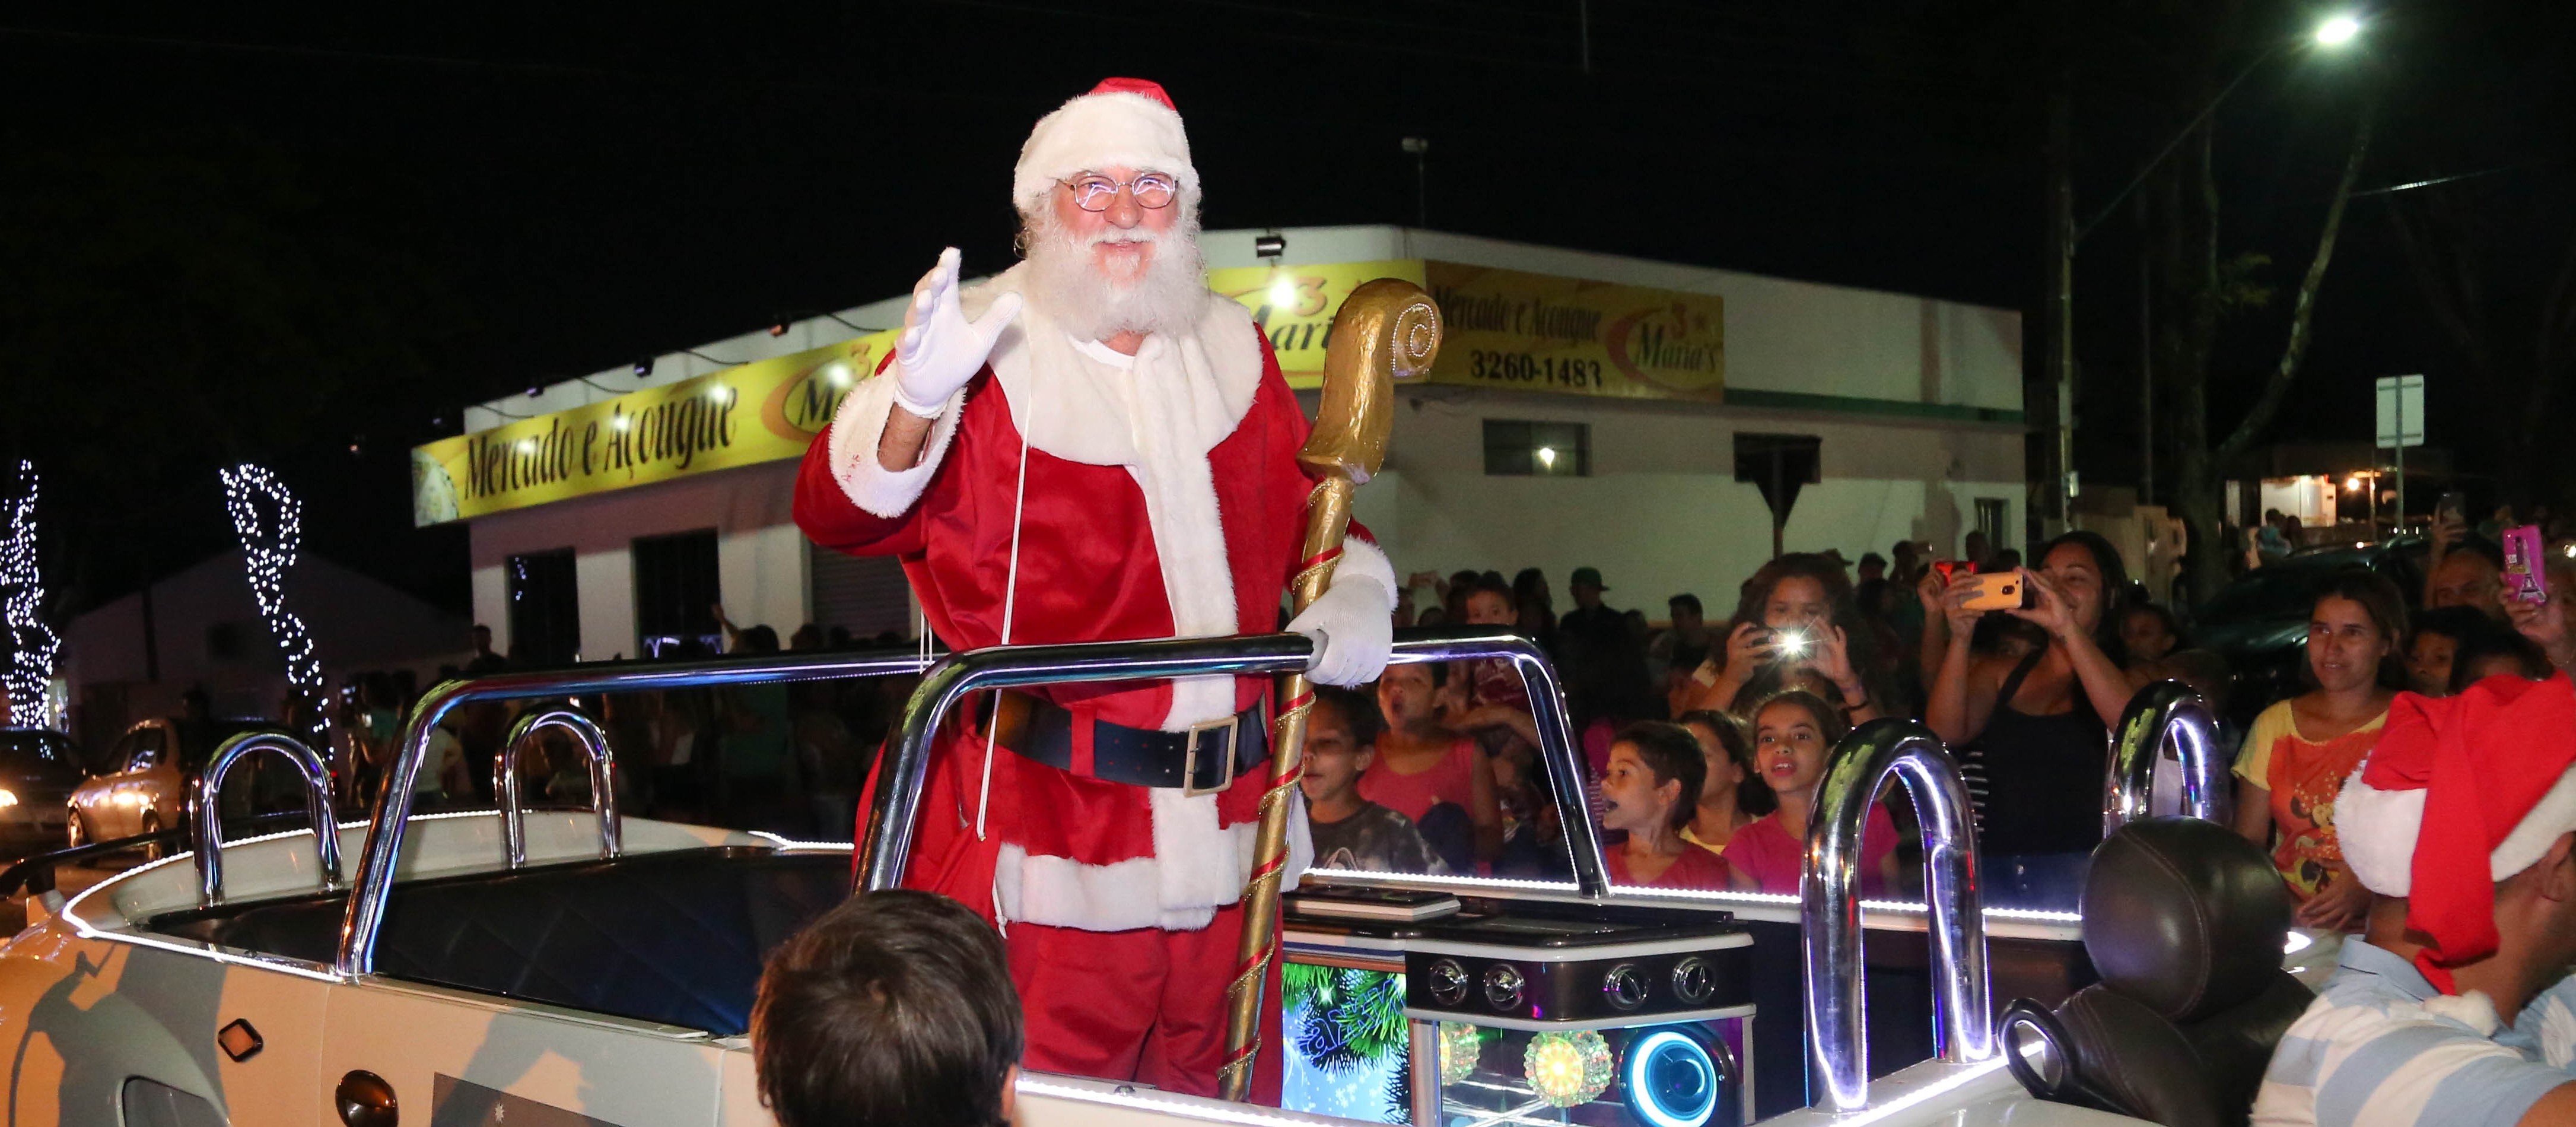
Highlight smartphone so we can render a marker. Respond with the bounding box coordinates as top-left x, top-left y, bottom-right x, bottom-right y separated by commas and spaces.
1769, 627, 1814, 661
2502, 524, 2550, 604
1962, 572, 2034, 611
2436, 491, 2467, 526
